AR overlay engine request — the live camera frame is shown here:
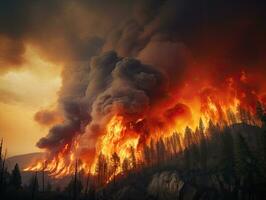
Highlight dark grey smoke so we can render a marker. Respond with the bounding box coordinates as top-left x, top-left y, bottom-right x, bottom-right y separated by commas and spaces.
37, 51, 165, 151
1, 0, 265, 151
